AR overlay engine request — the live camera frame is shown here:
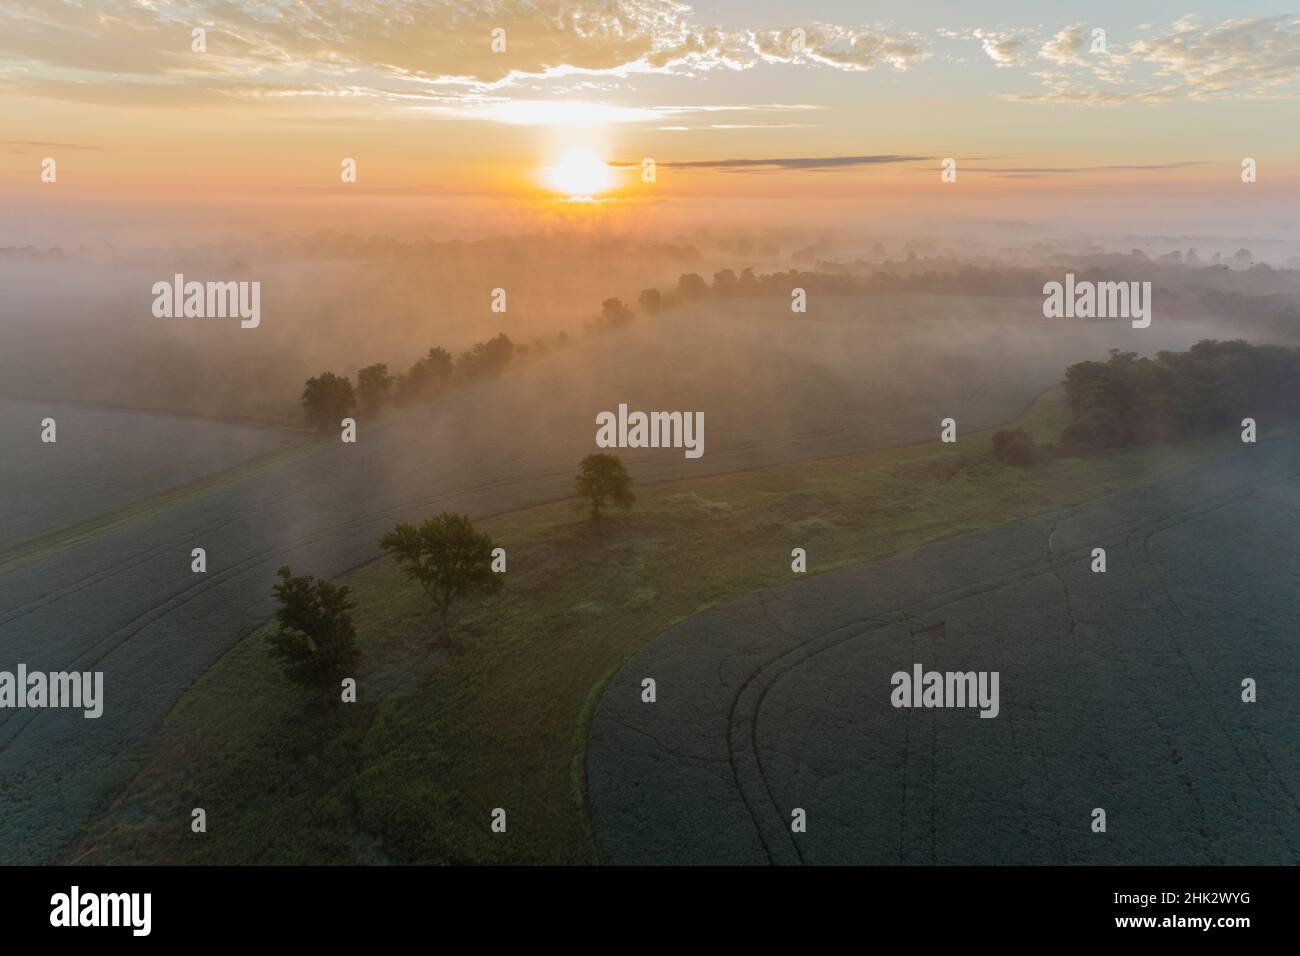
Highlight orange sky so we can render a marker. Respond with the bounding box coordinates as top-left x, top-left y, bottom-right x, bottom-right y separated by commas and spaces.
1, 2, 1297, 239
